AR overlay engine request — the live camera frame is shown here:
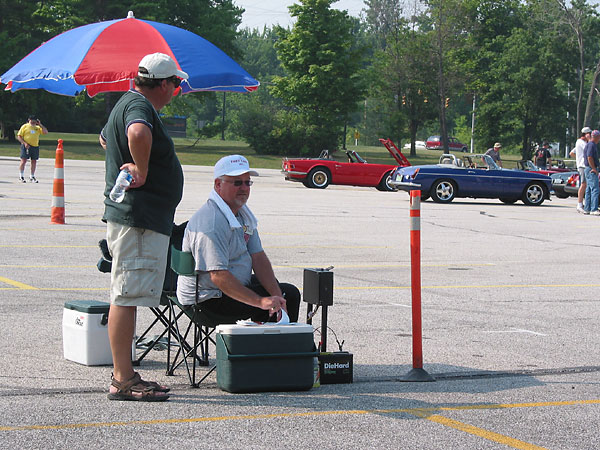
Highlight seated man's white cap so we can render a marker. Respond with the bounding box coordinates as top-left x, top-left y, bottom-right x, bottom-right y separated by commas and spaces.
214, 155, 259, 179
